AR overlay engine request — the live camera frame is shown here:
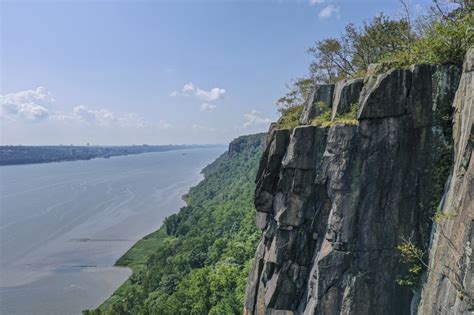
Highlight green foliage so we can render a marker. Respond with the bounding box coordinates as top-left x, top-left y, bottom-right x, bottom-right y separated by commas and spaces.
309, 14, 411, 83
307, 1, 472, 83
310, 107, 332, 127
275, 78, 313, 113
310, 102, 359, 127
276, 105, 304, 129
333, 103, 359, 125
86, 134, 266, 315
396, 240, 425, 288
386, 10, 473, 66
